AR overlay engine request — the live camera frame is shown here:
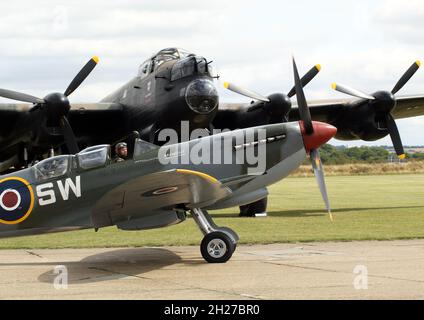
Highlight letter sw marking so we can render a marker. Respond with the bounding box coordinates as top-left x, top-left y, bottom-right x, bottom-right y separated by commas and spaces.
36, 176, 81, 206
